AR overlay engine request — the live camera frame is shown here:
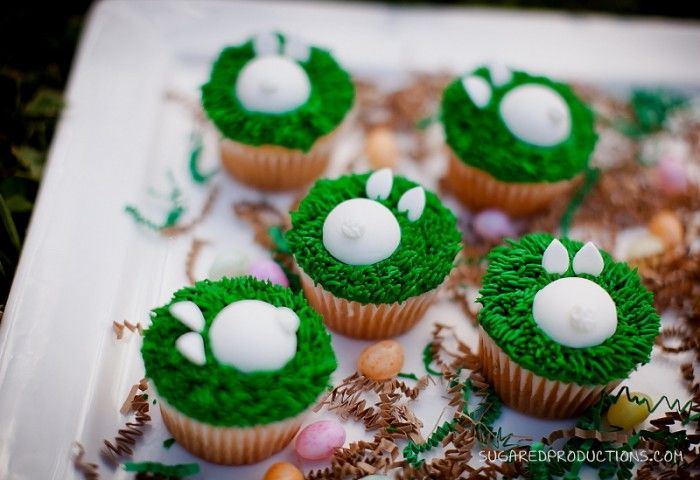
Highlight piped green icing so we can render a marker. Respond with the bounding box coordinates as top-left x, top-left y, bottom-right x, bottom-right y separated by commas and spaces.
287, 172, 462, 305
141, 276, 336, 427
441, 66, 597, 183
201, 34, 355, 152
478, 233, 659, 386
